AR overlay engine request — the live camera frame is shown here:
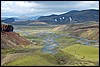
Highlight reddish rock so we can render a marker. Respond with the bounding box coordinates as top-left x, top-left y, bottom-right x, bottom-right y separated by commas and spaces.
1, 24, 32, 49
1, 24, 14, 32
1, 32, 32, 49
1, 32, 31, 48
